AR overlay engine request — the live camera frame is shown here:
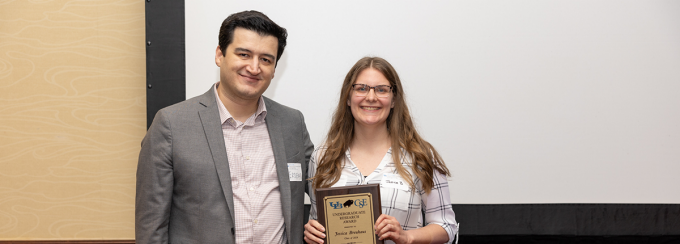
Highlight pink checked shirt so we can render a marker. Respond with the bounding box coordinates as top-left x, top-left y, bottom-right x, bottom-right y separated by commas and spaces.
214, 84, 286, 244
